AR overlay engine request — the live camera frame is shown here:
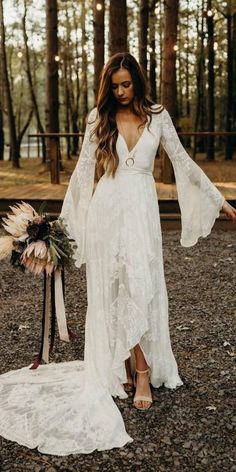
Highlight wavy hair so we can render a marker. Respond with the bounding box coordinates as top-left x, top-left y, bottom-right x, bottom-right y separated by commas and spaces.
91, 52, 163, 179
